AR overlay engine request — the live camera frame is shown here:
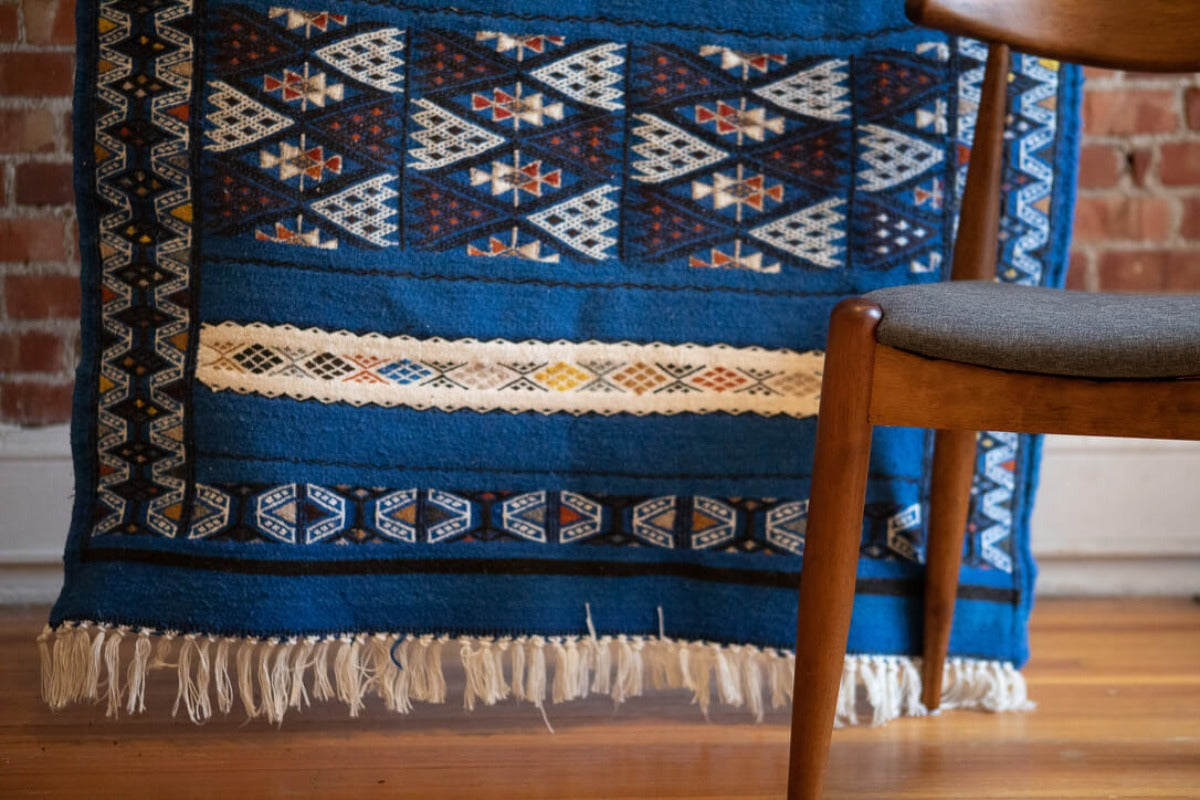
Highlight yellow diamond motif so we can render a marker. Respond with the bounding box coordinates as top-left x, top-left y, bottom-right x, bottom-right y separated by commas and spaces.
534, 361, 592, 391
